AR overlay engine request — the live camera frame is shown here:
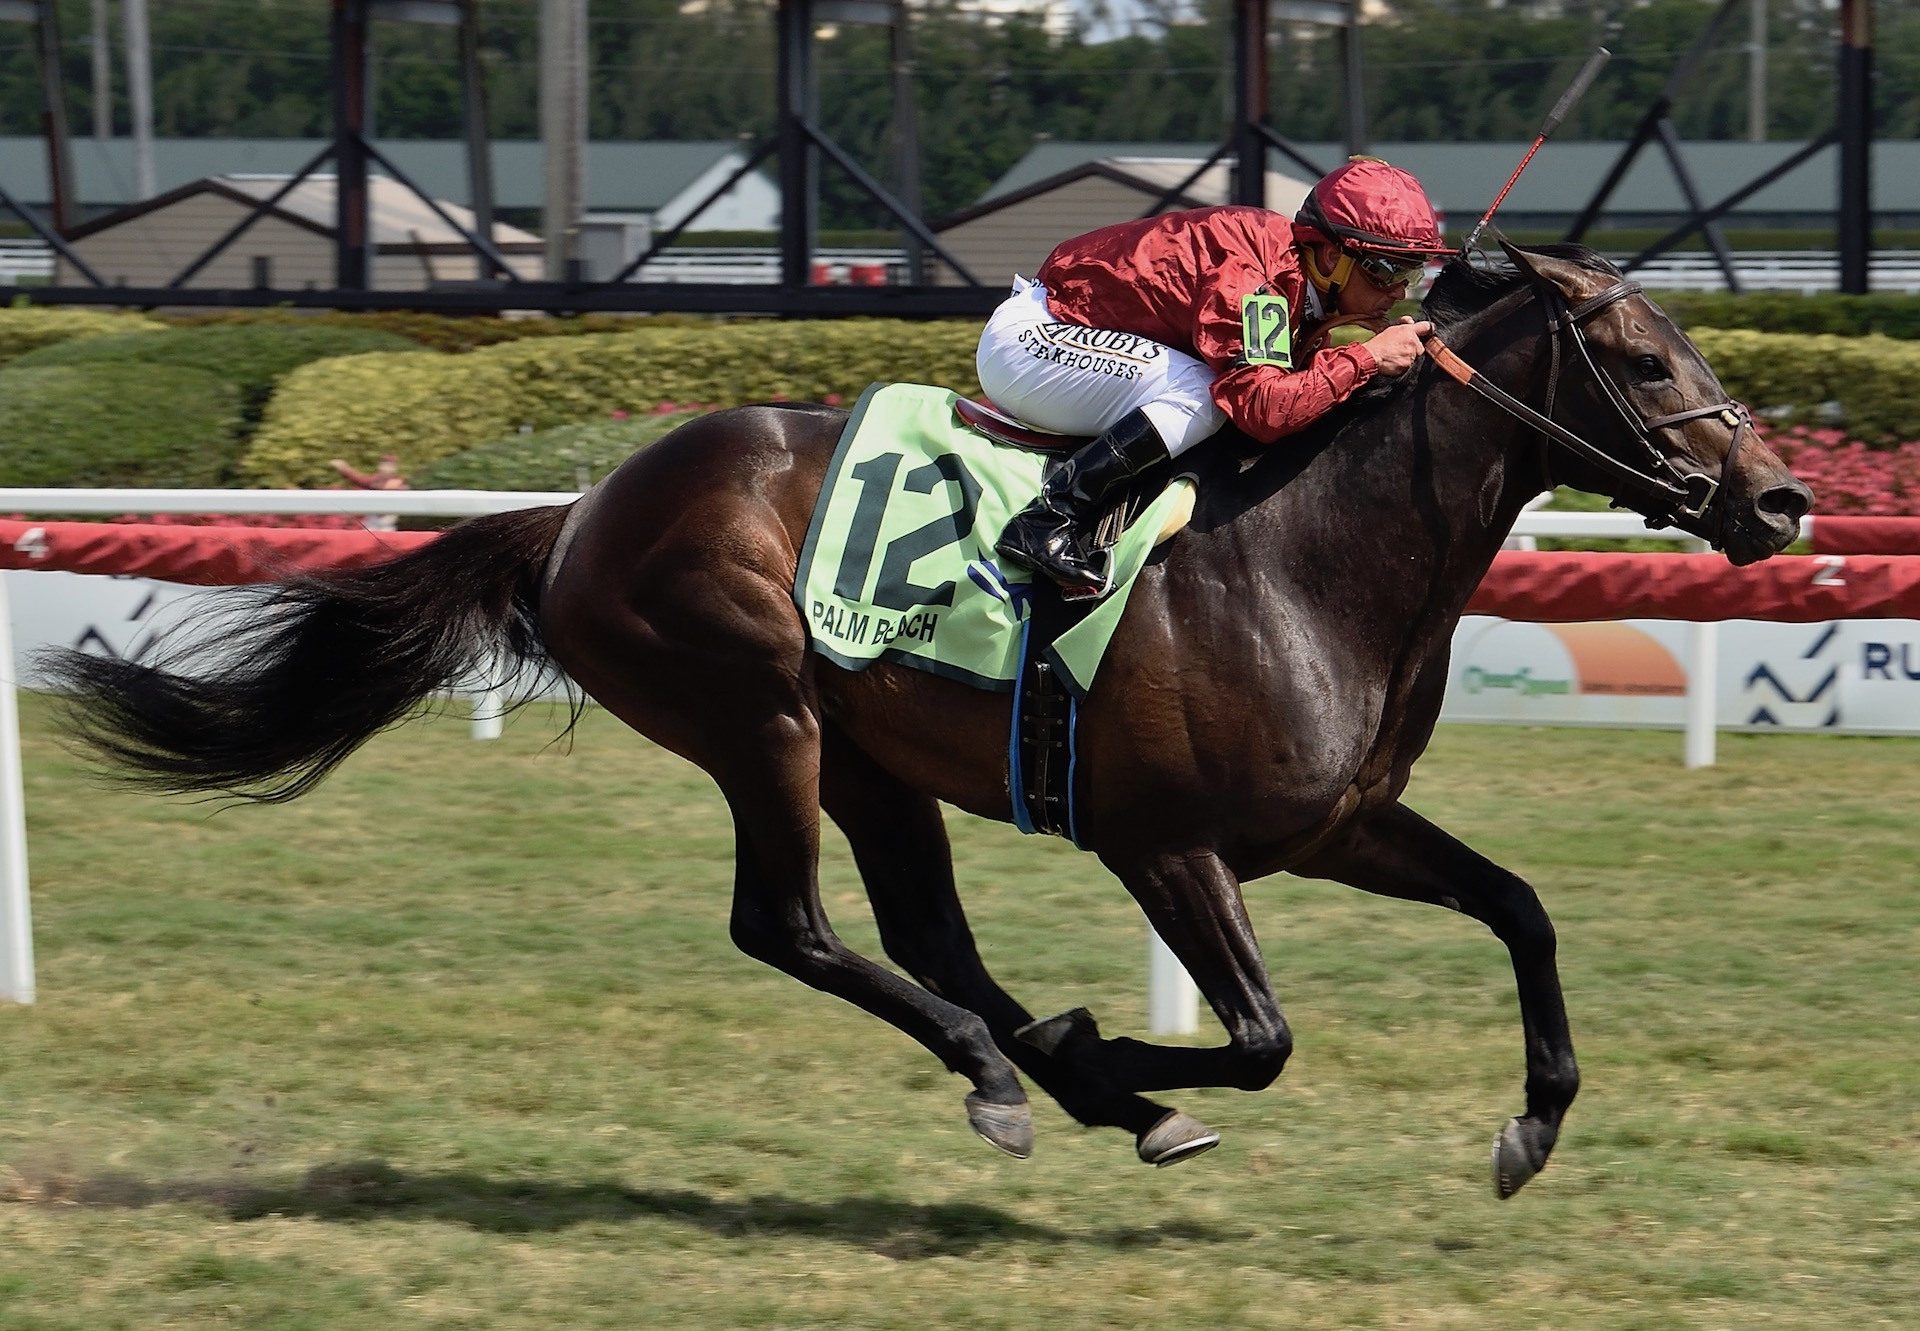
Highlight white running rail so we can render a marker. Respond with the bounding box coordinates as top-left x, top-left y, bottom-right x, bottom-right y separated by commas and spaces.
0, 239, 53, 285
